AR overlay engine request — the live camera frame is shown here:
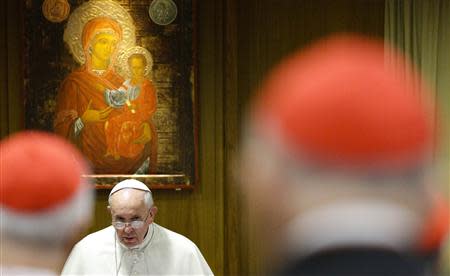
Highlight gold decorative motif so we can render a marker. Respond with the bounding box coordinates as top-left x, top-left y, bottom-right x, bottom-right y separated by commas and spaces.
42, 0, 70, 23
116, 46, 154, 79
63, 0, 136, 64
